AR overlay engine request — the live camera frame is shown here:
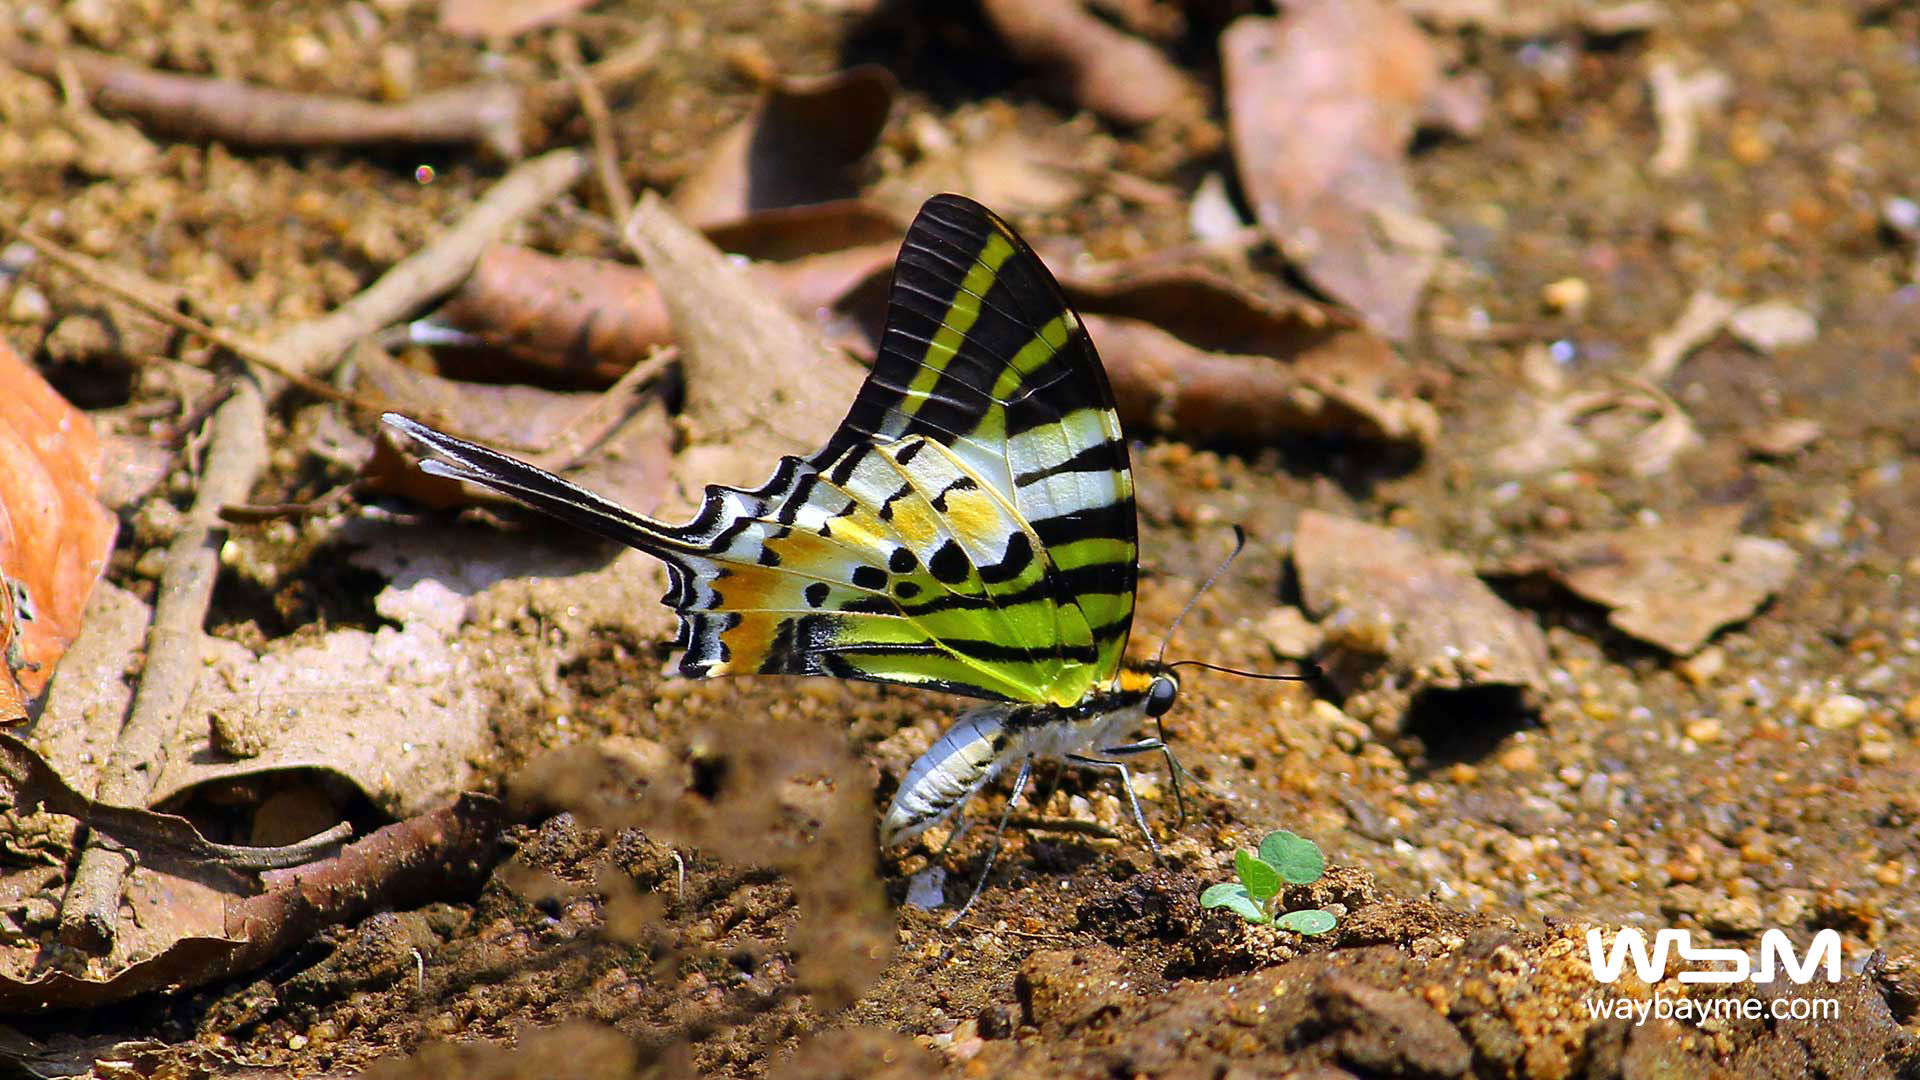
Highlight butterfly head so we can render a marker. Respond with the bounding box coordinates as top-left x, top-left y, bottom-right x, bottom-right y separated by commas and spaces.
1144, 670, 1178, 718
